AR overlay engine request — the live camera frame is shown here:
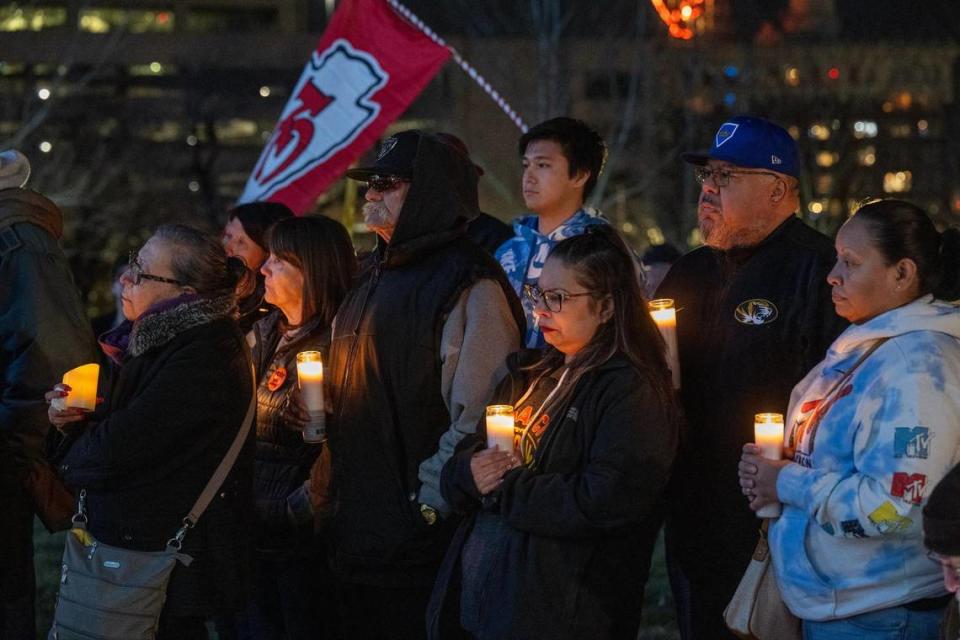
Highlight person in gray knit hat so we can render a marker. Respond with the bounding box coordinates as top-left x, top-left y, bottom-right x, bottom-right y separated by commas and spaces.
924, 463, 960, 594
0, 149, 97, 639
